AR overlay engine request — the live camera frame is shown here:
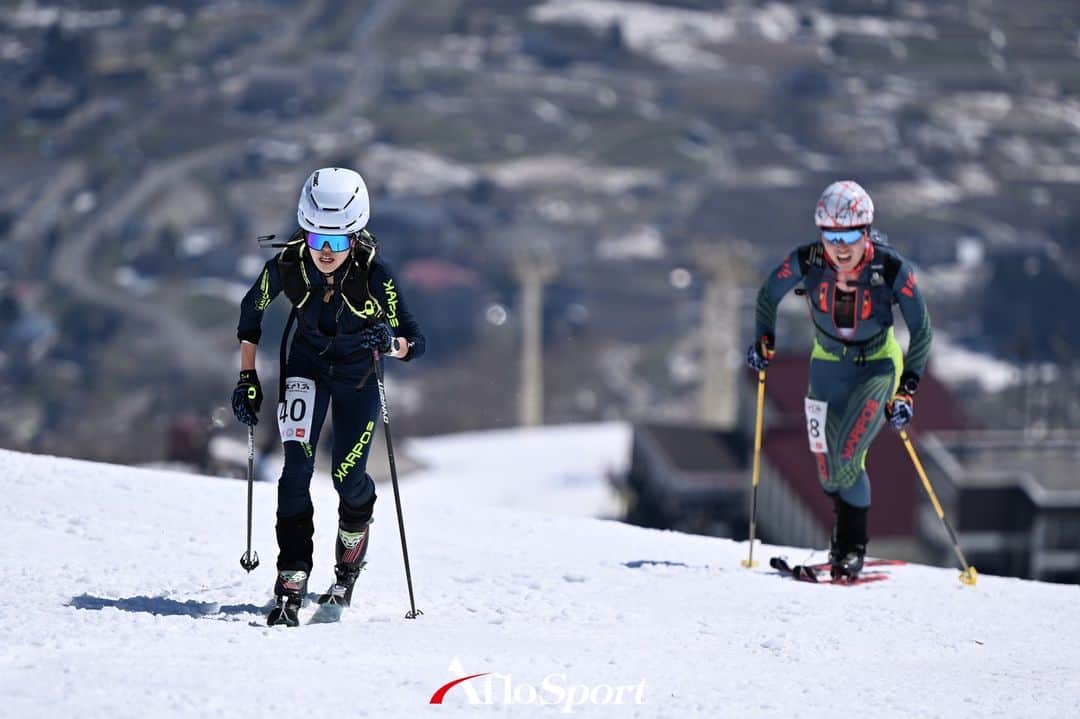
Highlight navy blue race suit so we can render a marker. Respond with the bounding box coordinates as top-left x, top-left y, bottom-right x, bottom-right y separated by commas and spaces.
238, 245, 425, 573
